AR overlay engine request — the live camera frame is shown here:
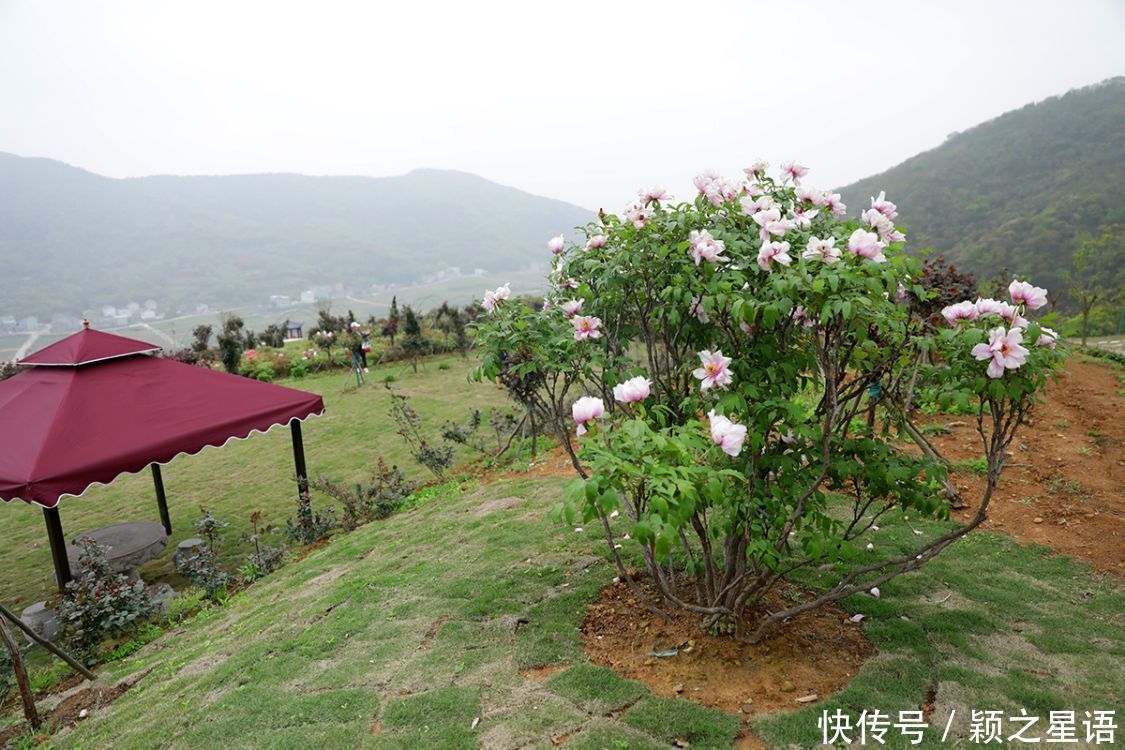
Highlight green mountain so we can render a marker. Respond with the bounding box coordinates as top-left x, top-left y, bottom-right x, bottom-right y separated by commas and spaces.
839, 77, 1125, 297
0, 154, 592, 318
